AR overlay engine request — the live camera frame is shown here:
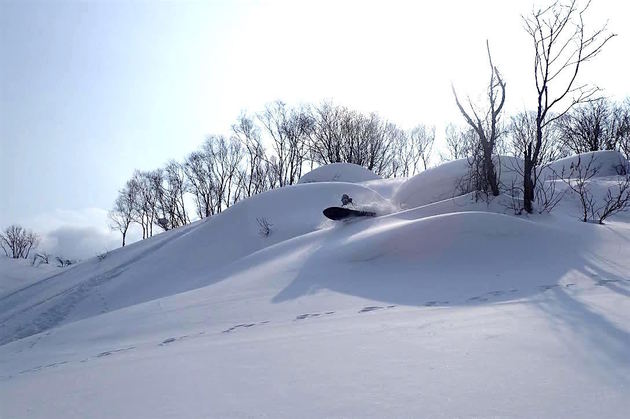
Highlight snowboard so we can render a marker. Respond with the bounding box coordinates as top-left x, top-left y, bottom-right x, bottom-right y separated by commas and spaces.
323, 206, 376, 221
